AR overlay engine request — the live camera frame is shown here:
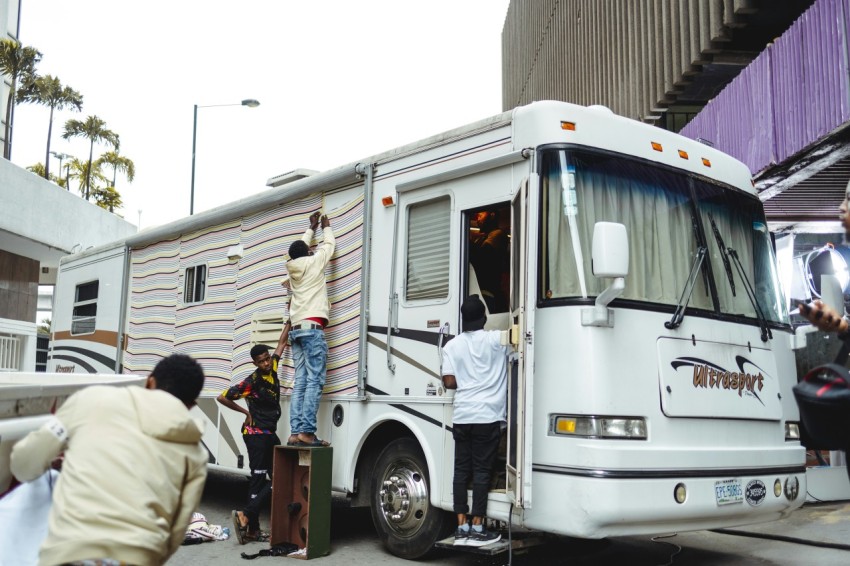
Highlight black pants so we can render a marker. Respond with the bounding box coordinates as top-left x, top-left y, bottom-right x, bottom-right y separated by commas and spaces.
244, 433, 279, 530
452, 422, 501, 518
